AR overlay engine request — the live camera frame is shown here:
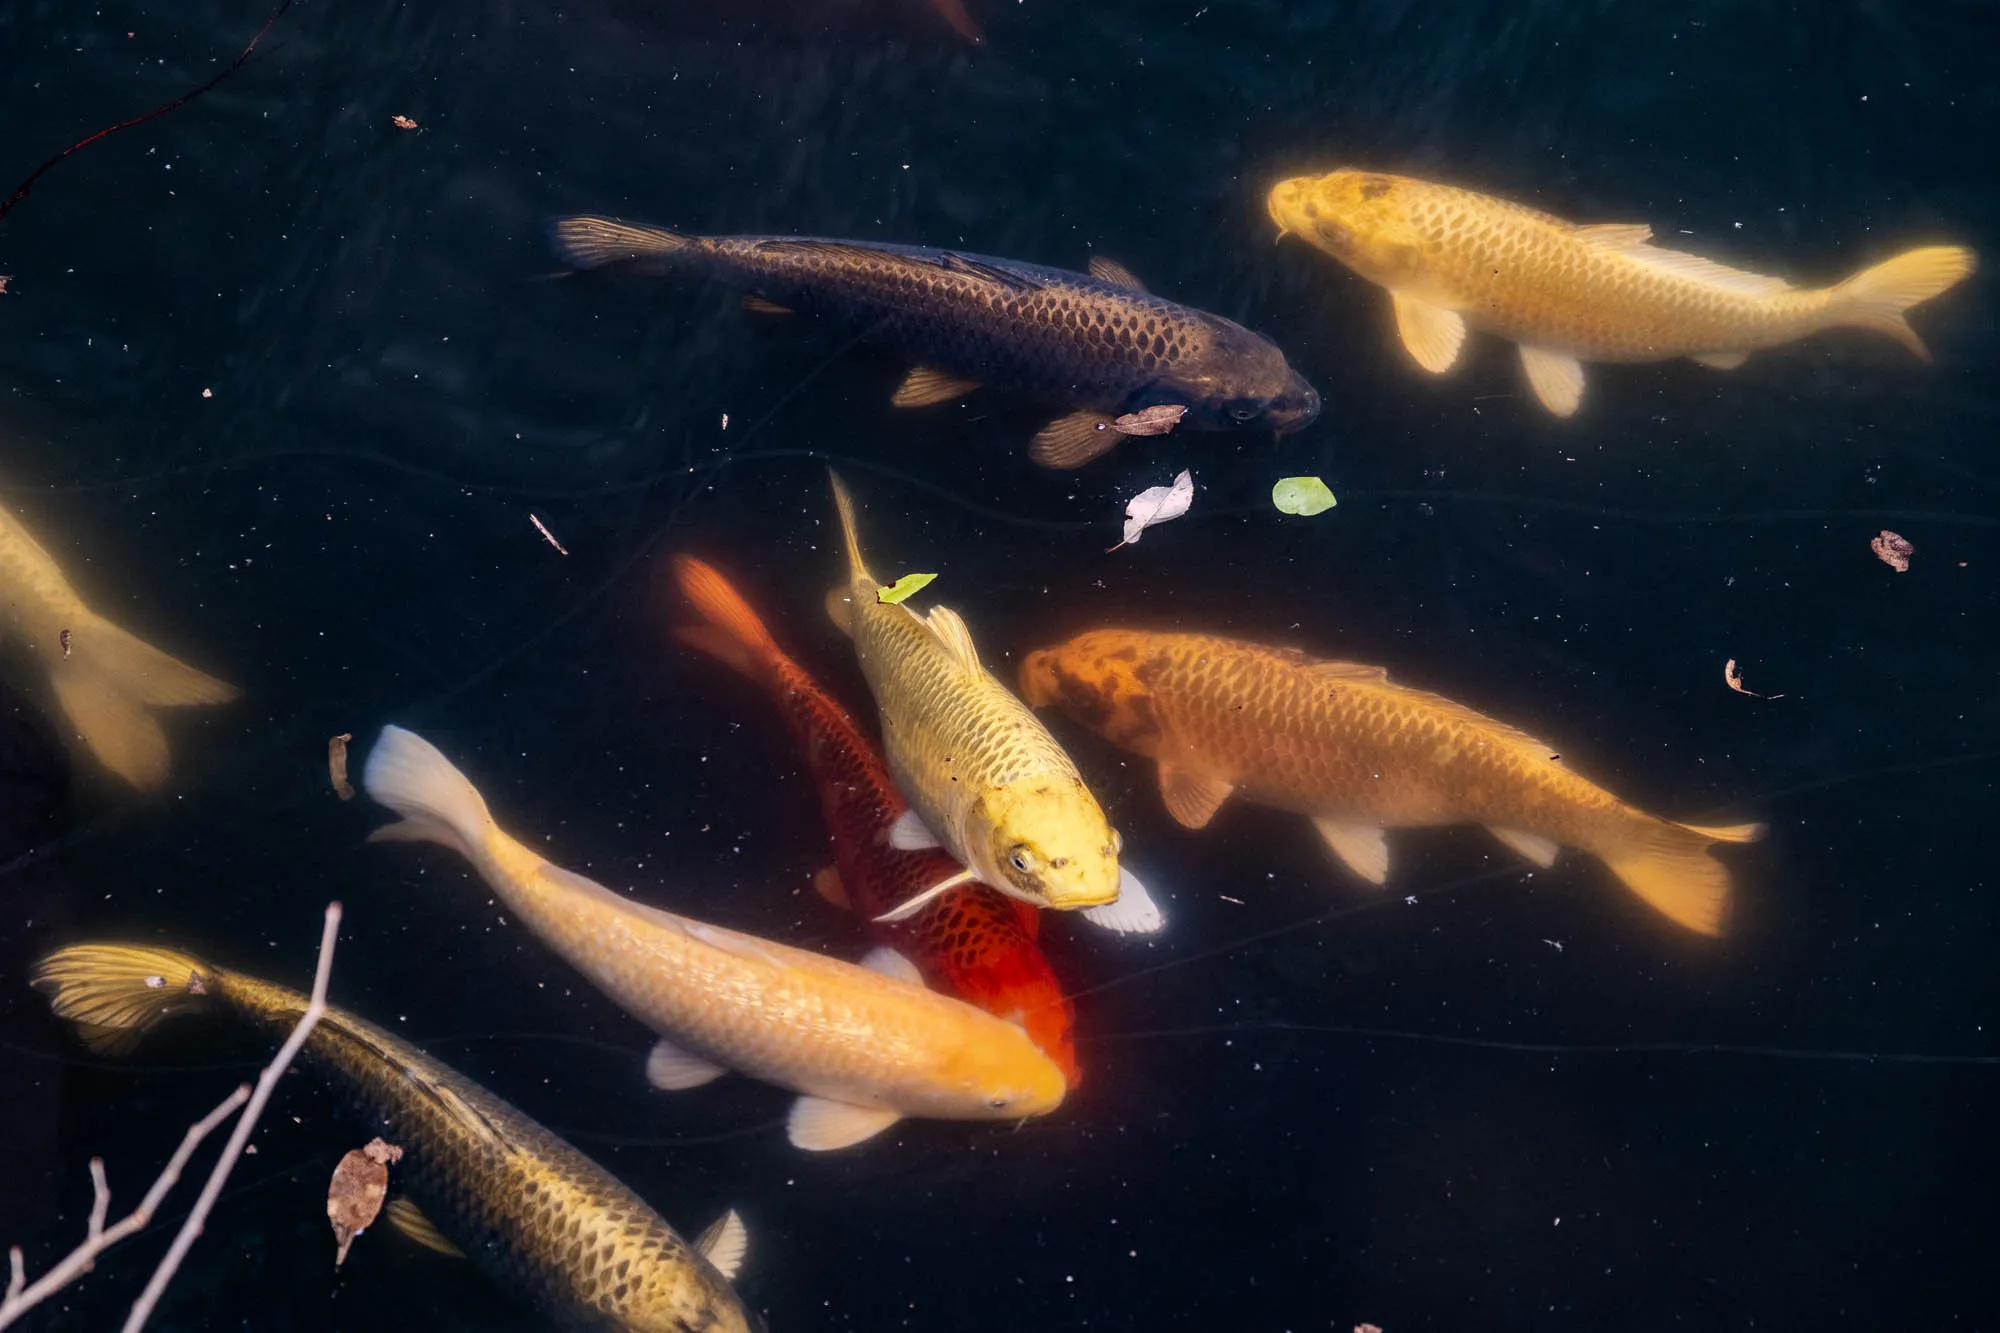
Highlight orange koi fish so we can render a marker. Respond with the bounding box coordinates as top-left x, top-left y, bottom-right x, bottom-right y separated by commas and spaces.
672, 555, 1080, 1085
